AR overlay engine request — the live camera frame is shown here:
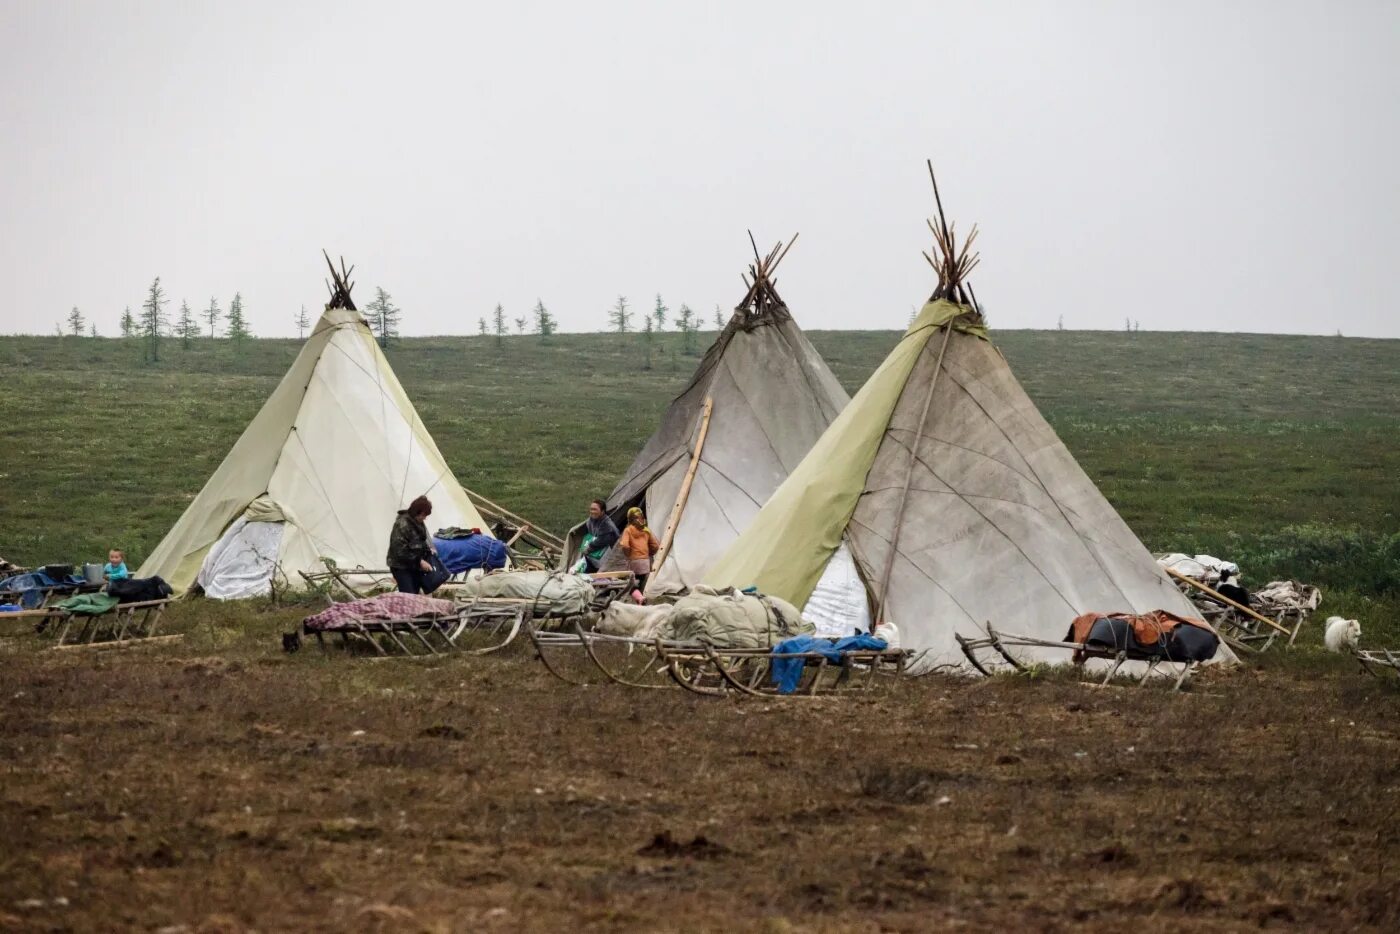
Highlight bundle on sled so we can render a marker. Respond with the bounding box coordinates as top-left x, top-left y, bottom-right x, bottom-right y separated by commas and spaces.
1156, 553, 1320, 652
451, 570, 629, 618
957, 610, 1221, 691
534, 586, 915, 696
